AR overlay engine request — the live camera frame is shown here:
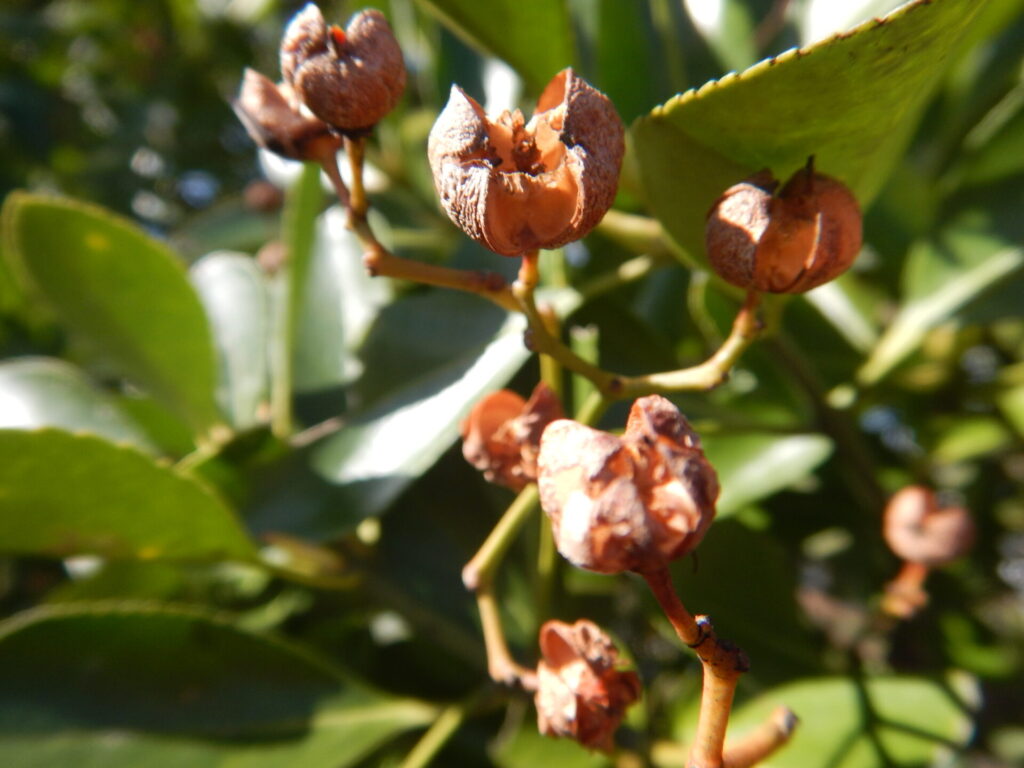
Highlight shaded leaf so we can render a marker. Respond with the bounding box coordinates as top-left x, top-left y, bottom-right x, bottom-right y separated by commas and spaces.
633, 0, 989, 259
0, 602, 435, 768
414, 0, 575, 93
0, 357, 154, 453
726, 673, 978, 768
1, 193, 221, 433
705, 433, 834, 517
0, 429, 255, 561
